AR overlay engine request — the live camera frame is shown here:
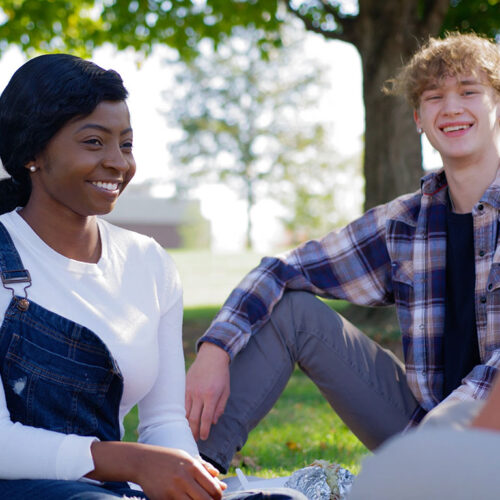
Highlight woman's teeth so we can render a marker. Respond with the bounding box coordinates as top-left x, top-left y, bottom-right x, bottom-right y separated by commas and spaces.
92, 181, 118, 191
